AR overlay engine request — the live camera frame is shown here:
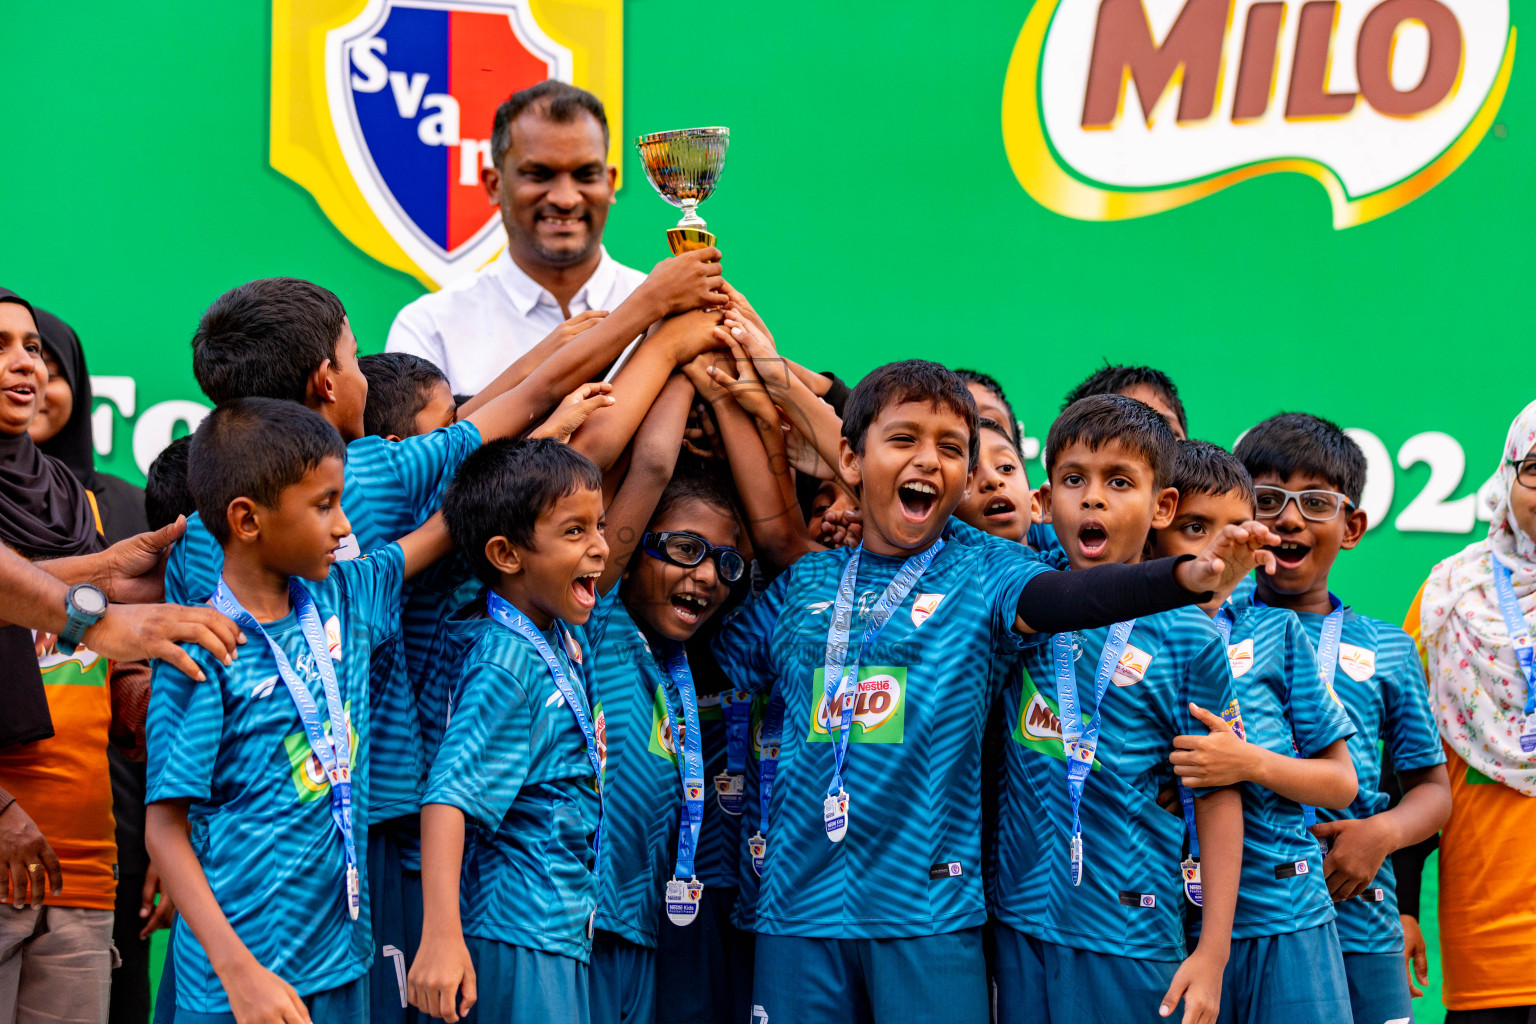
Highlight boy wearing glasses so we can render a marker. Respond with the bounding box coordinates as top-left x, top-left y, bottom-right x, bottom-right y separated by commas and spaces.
1234, 413, 1450, 1024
